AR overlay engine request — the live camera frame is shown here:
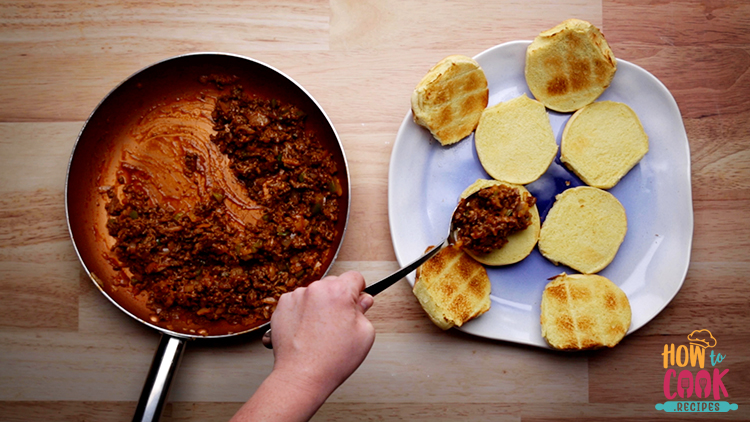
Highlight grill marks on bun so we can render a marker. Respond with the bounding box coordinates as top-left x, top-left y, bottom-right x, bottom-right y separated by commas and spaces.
525, 19, 617, 112
541, 273, 631, 350
411, 55, 489, 146
413, 244, 491, 330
